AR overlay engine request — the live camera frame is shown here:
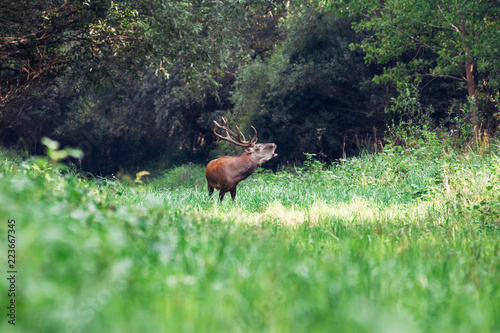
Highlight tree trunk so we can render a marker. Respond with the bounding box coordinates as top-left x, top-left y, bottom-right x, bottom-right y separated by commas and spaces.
459, 22, 478, 135
464, 59, 478, 130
